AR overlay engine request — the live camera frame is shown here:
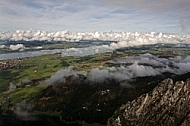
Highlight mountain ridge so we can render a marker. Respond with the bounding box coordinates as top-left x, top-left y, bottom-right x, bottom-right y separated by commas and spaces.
108, 78, 190, 126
